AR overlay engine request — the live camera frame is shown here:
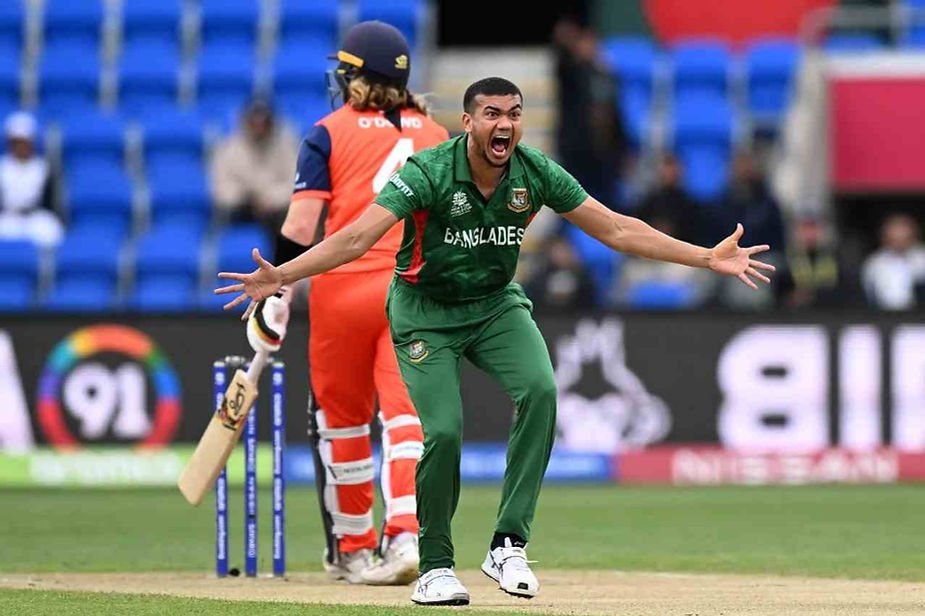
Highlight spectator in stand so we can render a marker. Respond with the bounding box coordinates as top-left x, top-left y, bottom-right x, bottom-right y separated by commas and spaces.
525, 235, 598, 312
707, 147, 788, 310
784, 218, 845, 309
0, 111, 62, 248
552, 16, 628, 207
861, 213, 925, 310
209, 96, 299, 238
634, 152, 701, 244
